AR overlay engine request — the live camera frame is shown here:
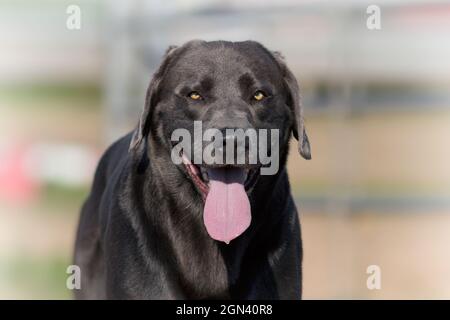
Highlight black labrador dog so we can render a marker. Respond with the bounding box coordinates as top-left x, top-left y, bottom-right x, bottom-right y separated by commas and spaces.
74, 40, 311, 300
